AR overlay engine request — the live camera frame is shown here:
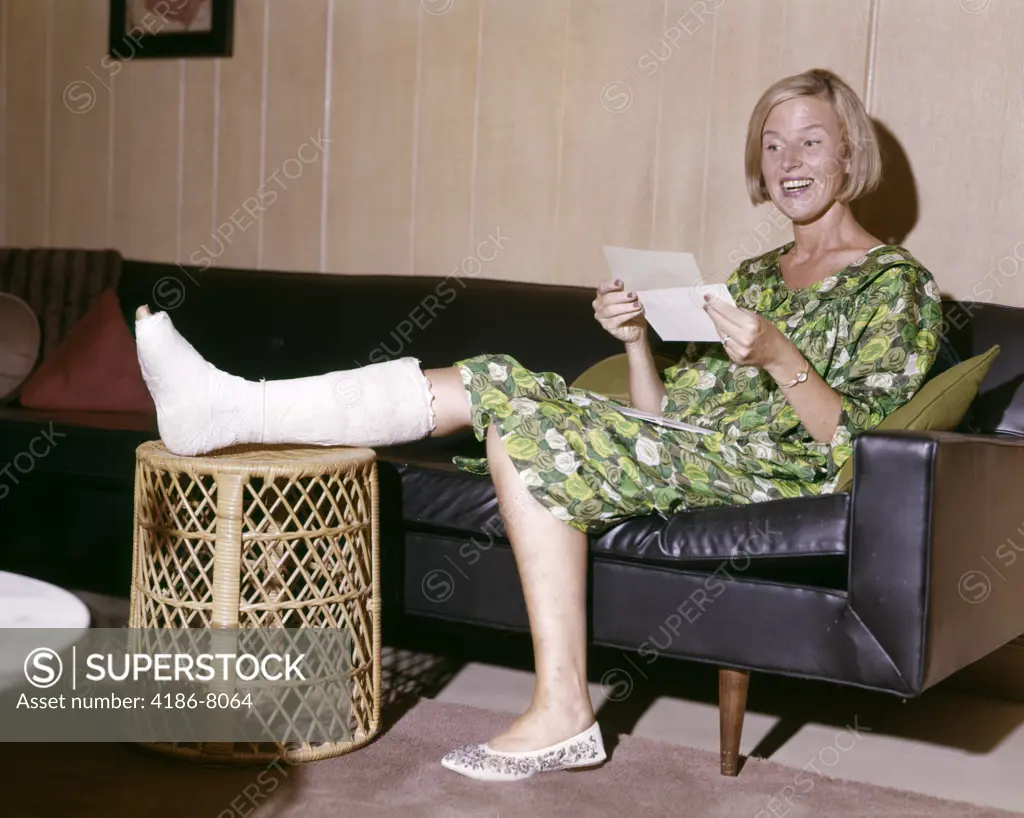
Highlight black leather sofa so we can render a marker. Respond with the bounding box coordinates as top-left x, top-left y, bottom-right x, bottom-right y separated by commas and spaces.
2, 252, 1024, 776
